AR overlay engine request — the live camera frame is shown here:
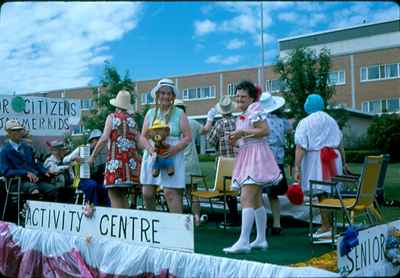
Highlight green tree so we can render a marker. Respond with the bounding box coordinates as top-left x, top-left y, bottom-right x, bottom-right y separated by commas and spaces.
367, 113, 400, 161
274, 47, 336, 123
83, 62, 136, 132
